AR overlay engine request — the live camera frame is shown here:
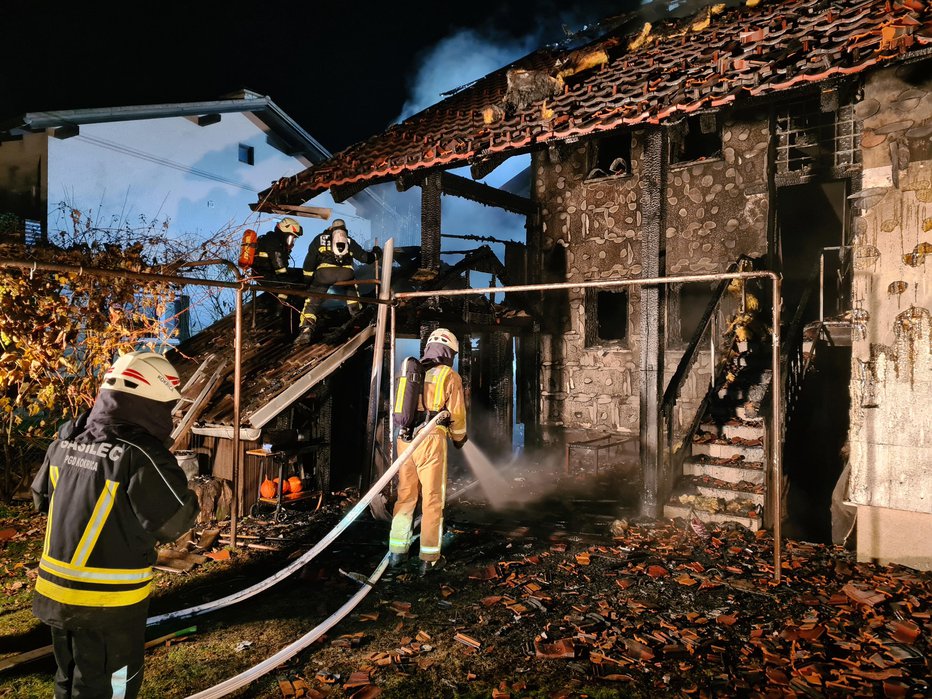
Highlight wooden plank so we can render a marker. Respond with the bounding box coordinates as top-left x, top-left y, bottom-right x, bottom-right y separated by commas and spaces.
171, 359, 230, 450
